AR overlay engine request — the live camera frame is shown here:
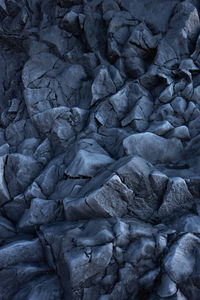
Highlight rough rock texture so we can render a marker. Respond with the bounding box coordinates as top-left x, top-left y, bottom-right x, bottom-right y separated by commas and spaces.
1, 0, 200, 299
